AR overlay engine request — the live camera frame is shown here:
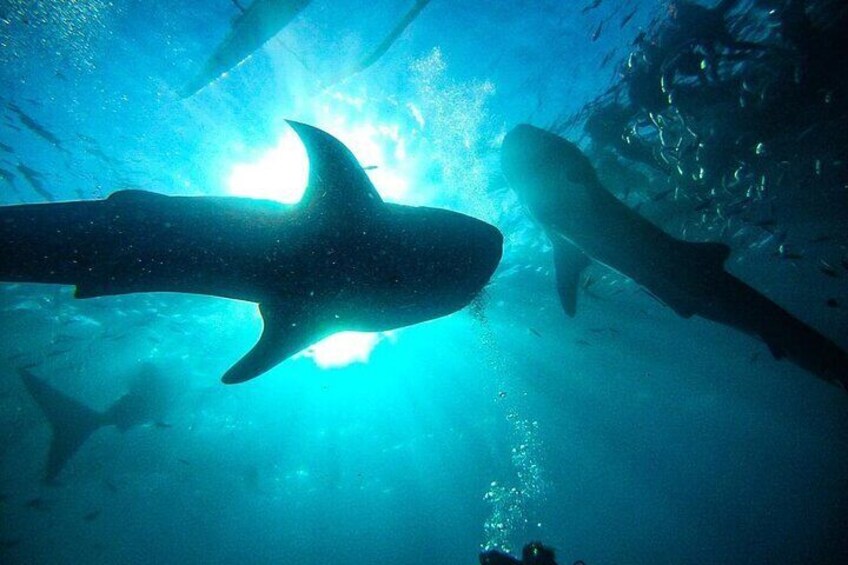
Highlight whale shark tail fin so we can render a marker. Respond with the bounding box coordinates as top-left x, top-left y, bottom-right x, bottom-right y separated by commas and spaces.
19, 368, 106, 483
